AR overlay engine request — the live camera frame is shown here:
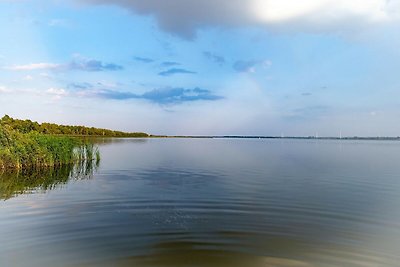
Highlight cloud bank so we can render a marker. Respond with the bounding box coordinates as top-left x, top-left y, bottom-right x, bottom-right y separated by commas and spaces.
133, 56, 154, 63
7, 63, 62, 71
158, 68, 196, 76
82, 87, 223, 104
161, 61, 180, 67
233, 59, 272, 73
7, 58, 123, 72
0, 86, 10, 93
79, 0, 400, 38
